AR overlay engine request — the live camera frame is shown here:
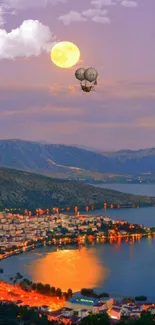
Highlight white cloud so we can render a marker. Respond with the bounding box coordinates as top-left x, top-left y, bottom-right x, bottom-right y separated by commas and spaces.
58, 10, 87, 25
0, 7, 5, 27
2, 0, 67, 10
91, 0, 116, 8
82, 8, 108, 17
0, 0, 67, 28
0, 20, 56, 59
121, 0, 138, 7
92, 15, 111, 23
58, 8, 111, 25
